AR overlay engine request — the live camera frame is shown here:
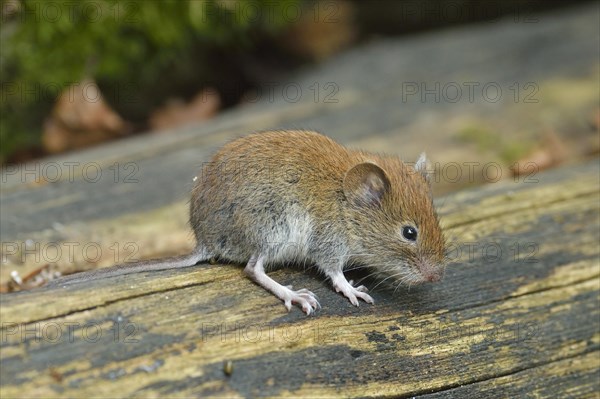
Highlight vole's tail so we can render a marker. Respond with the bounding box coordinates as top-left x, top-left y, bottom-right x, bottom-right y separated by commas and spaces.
47, 247, 210, 287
